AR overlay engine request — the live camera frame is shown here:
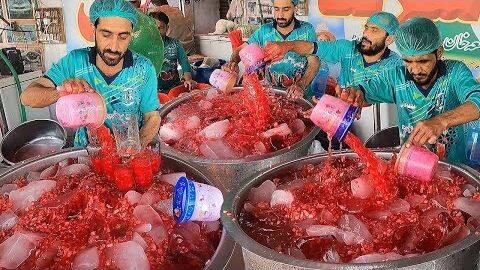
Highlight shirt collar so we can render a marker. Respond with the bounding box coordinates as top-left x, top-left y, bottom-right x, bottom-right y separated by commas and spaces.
88, 47, 134, 69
